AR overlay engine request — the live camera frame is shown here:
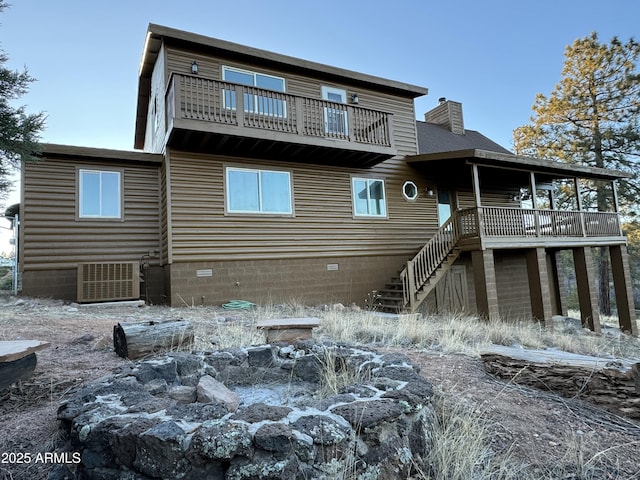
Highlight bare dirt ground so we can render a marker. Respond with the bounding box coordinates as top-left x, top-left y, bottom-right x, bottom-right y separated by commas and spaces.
1, 296, 640, 479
